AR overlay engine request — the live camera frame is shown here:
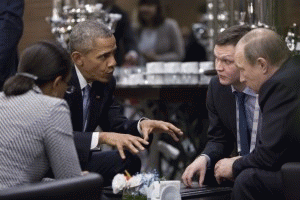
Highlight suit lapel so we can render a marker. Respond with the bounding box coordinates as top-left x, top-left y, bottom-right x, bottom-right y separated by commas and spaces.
226, 86, 237, 134
218, 83, 237, 136
65, 68, 84, 131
